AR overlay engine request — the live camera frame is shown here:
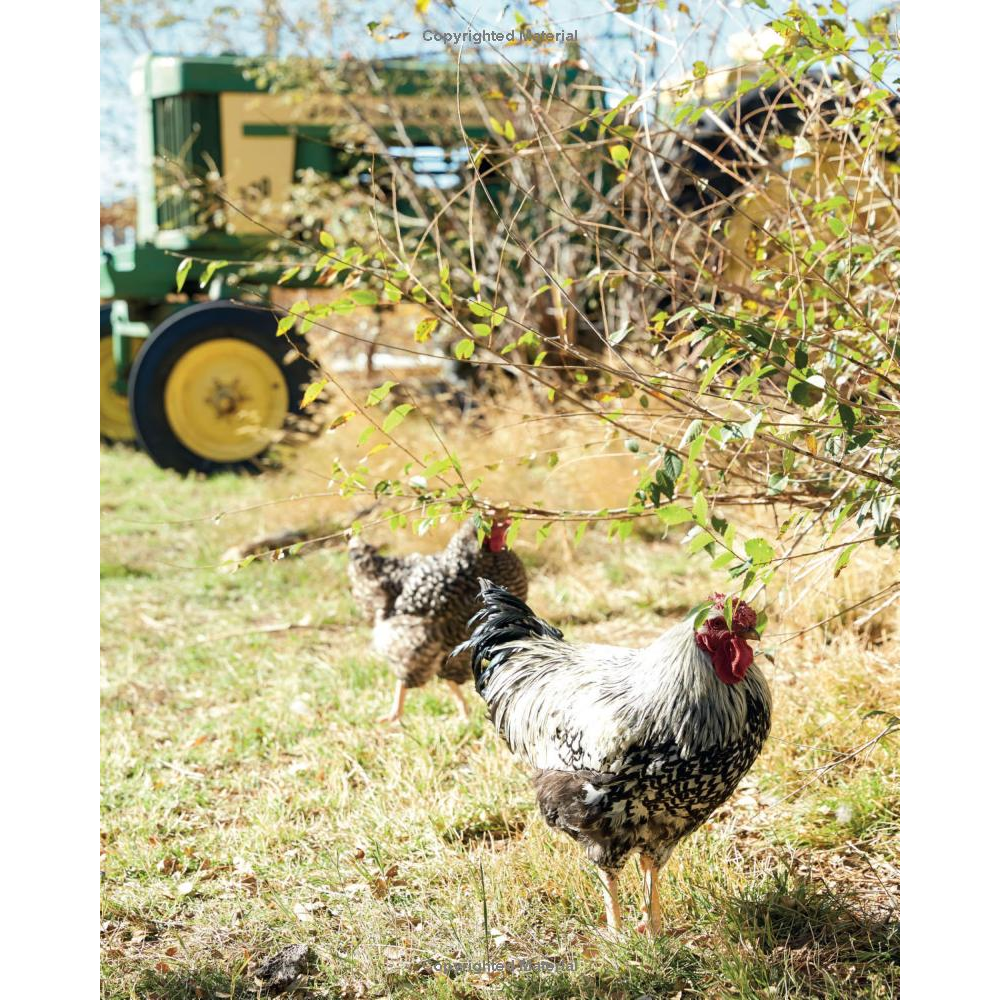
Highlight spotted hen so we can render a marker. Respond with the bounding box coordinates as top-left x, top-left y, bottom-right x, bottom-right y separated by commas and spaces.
348, 518, 527, 723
